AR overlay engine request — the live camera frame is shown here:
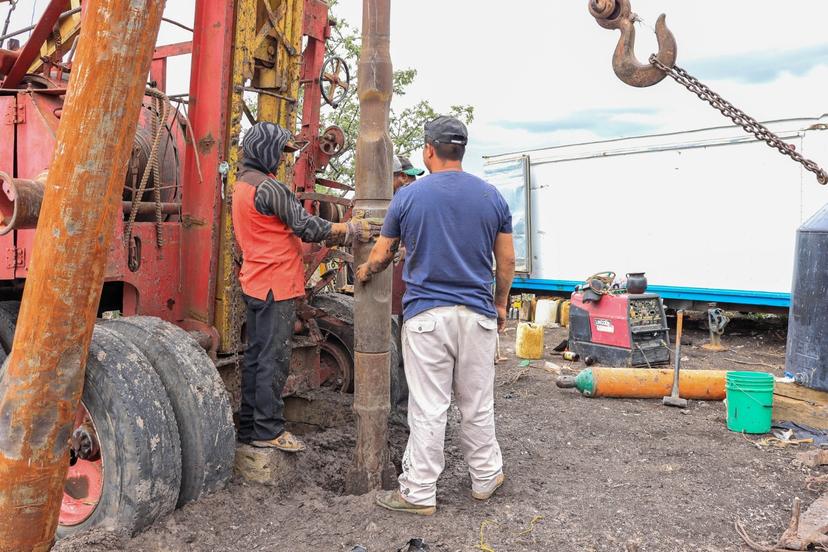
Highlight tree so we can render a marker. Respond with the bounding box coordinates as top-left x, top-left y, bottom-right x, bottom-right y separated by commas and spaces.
320, 6, 474, 185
